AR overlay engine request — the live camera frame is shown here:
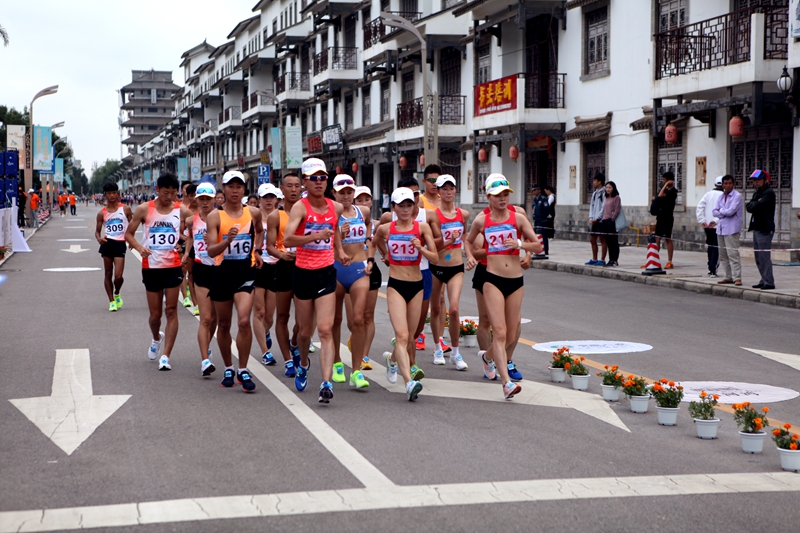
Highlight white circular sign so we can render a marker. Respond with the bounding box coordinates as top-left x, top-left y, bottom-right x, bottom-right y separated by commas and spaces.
43, 267, 101, 272
461, 316, 531, 325
532, 340, 653, 354
680, 381, 799, 404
